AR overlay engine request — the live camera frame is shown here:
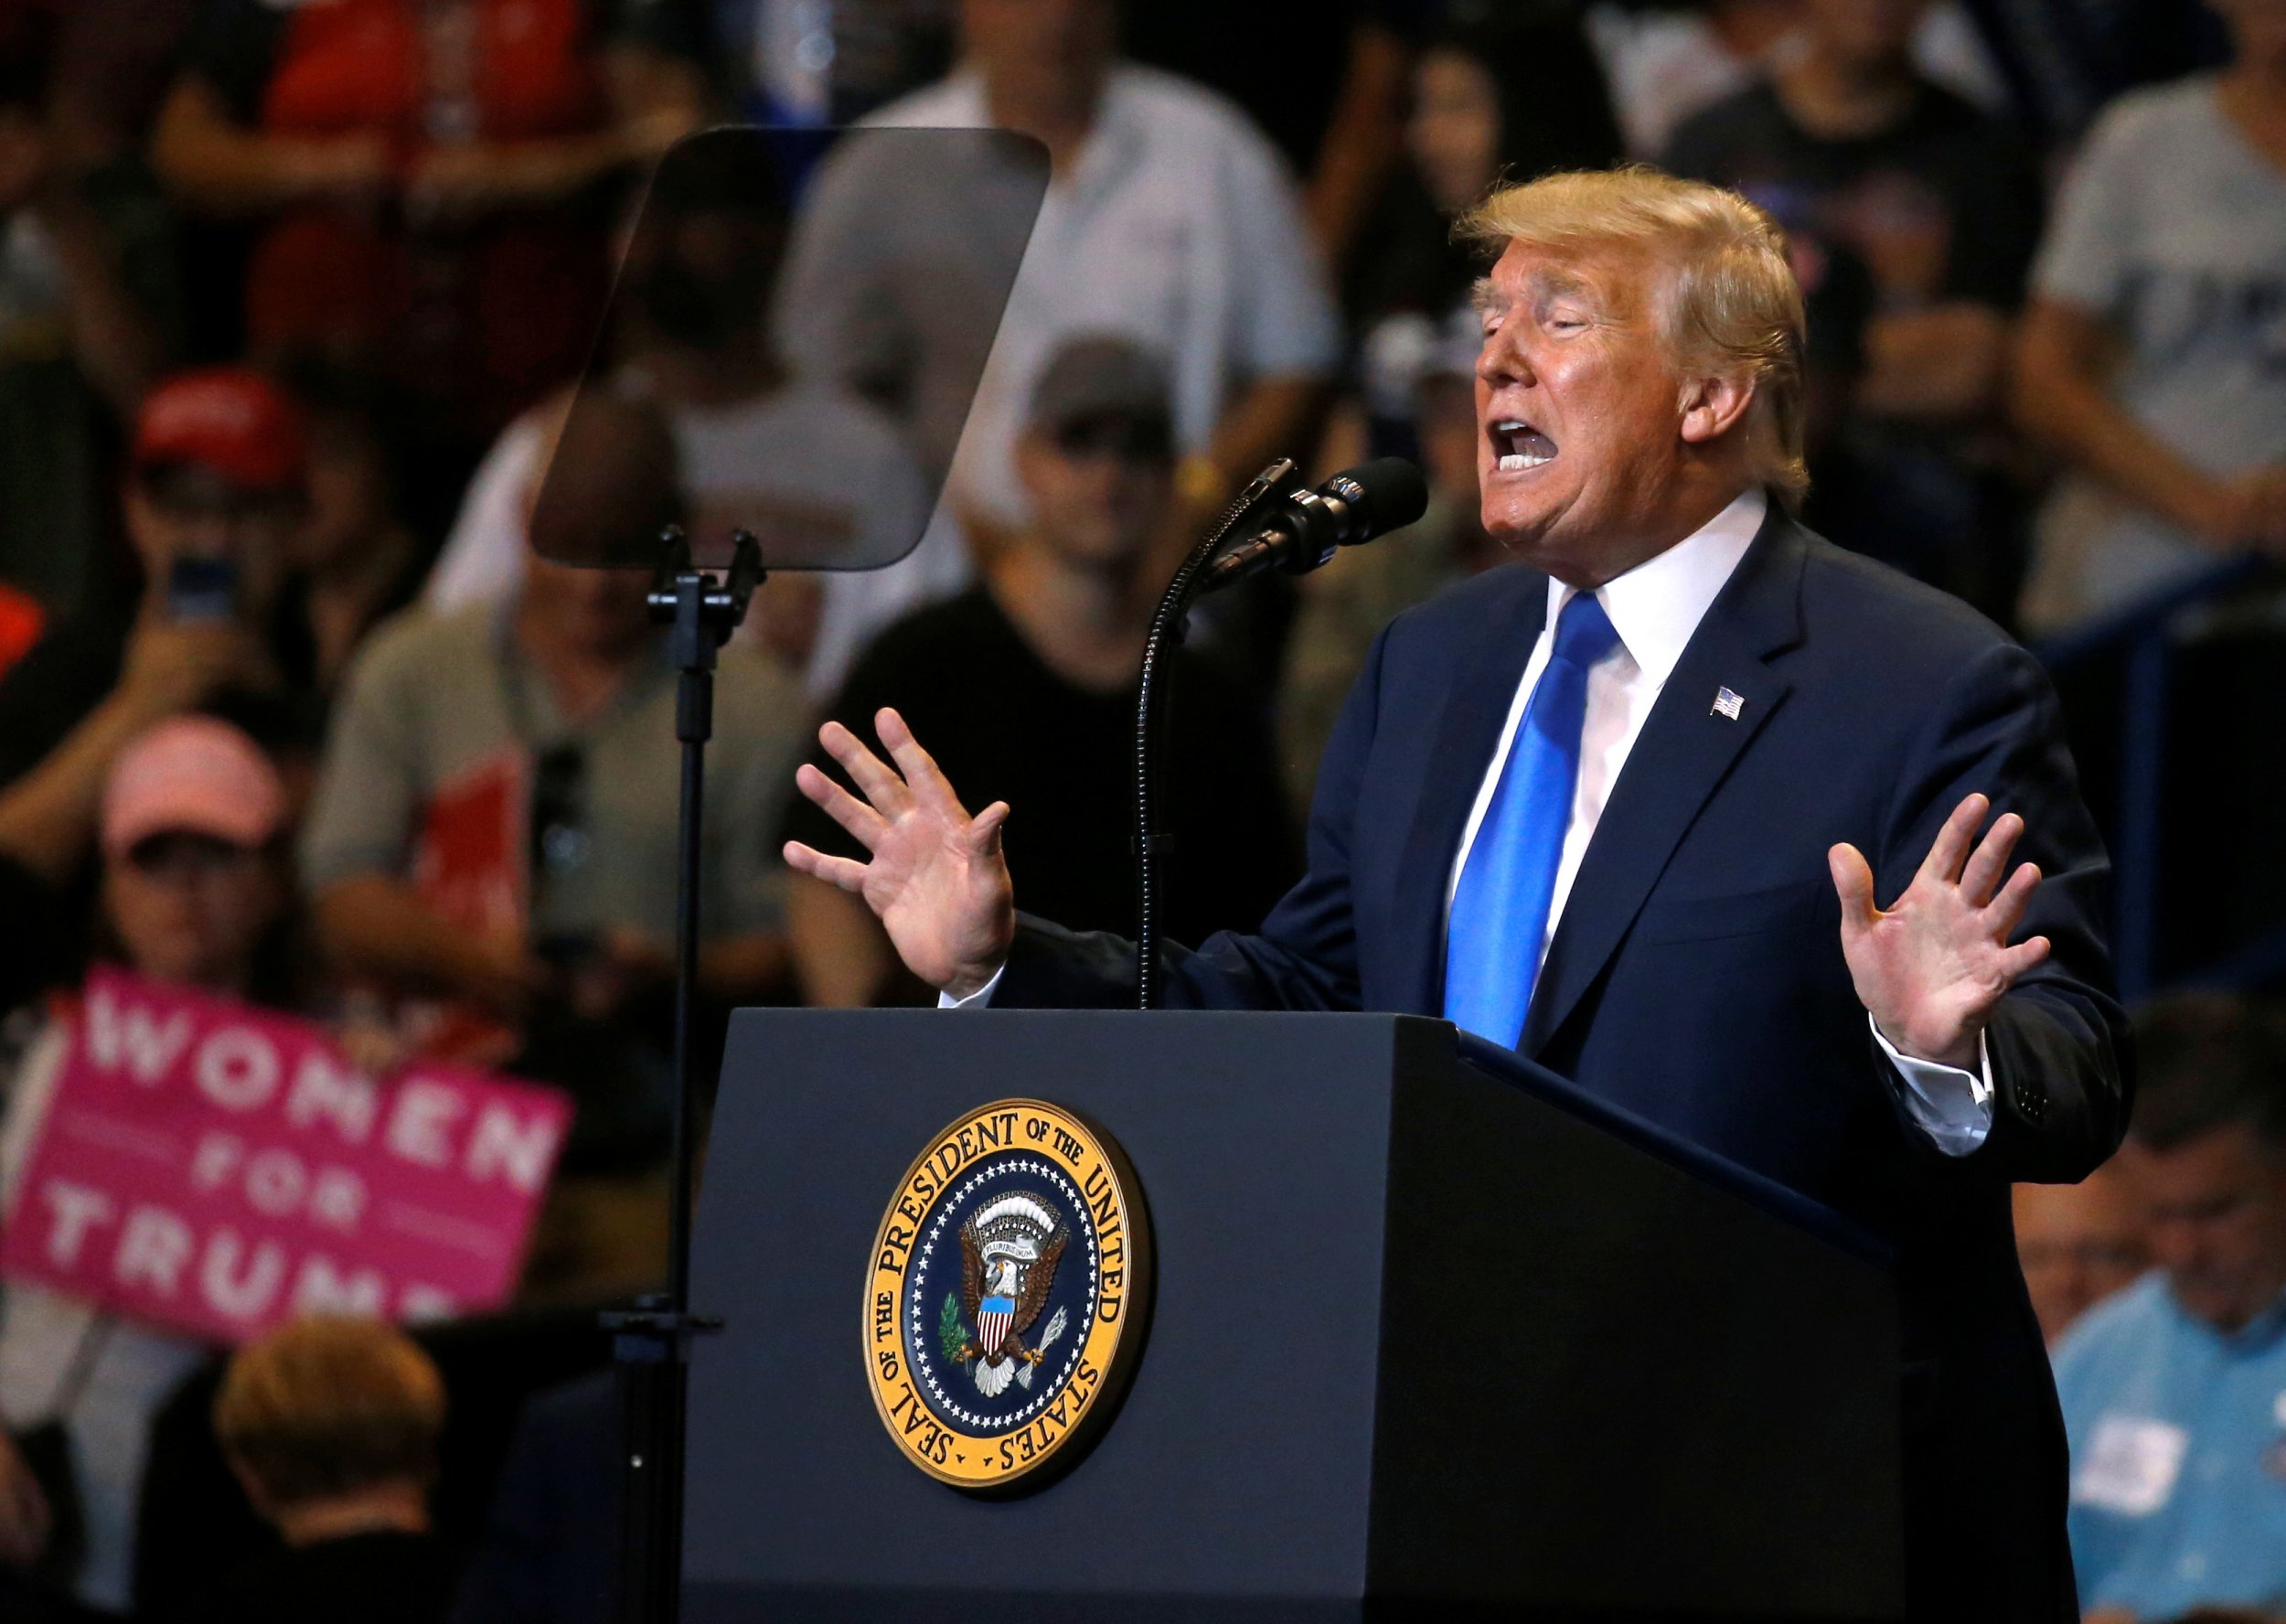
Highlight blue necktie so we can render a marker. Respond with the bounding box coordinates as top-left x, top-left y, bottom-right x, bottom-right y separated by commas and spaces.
1443, 591, 1621, 1048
